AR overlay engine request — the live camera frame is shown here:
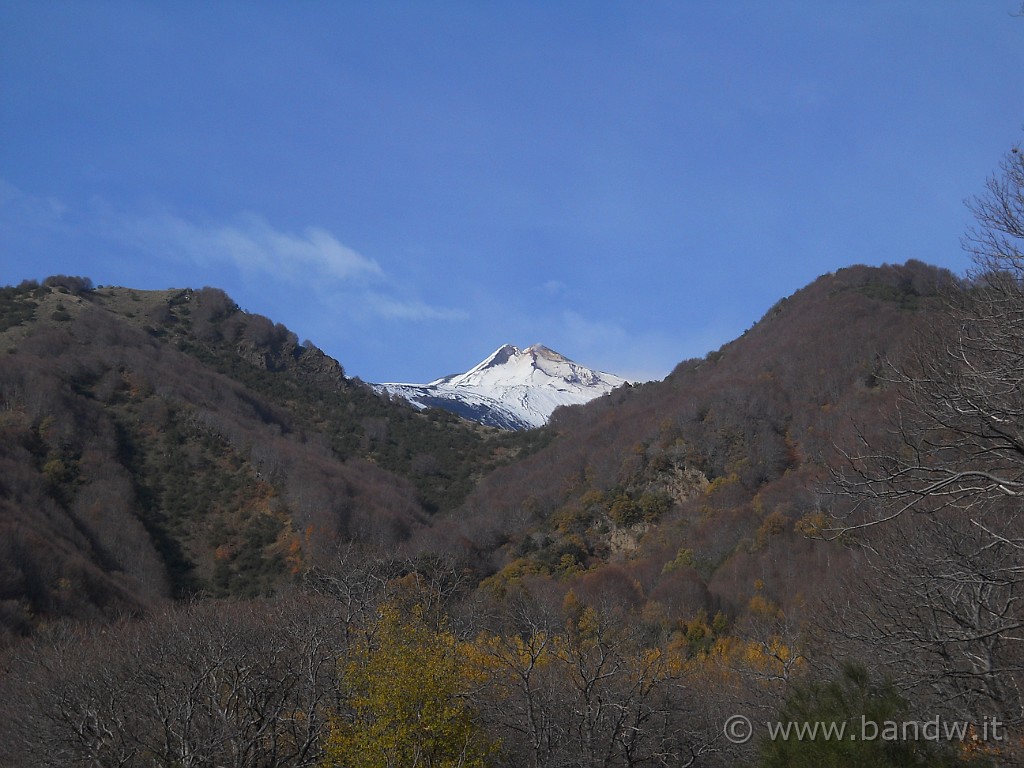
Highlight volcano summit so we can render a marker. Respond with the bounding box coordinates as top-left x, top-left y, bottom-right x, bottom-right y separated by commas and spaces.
378, 344, 629, 429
